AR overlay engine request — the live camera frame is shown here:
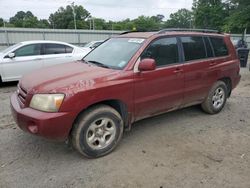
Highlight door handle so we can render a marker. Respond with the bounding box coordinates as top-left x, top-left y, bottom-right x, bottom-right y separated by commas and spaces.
174, 68, 183, 73
35, 58, 42, 60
